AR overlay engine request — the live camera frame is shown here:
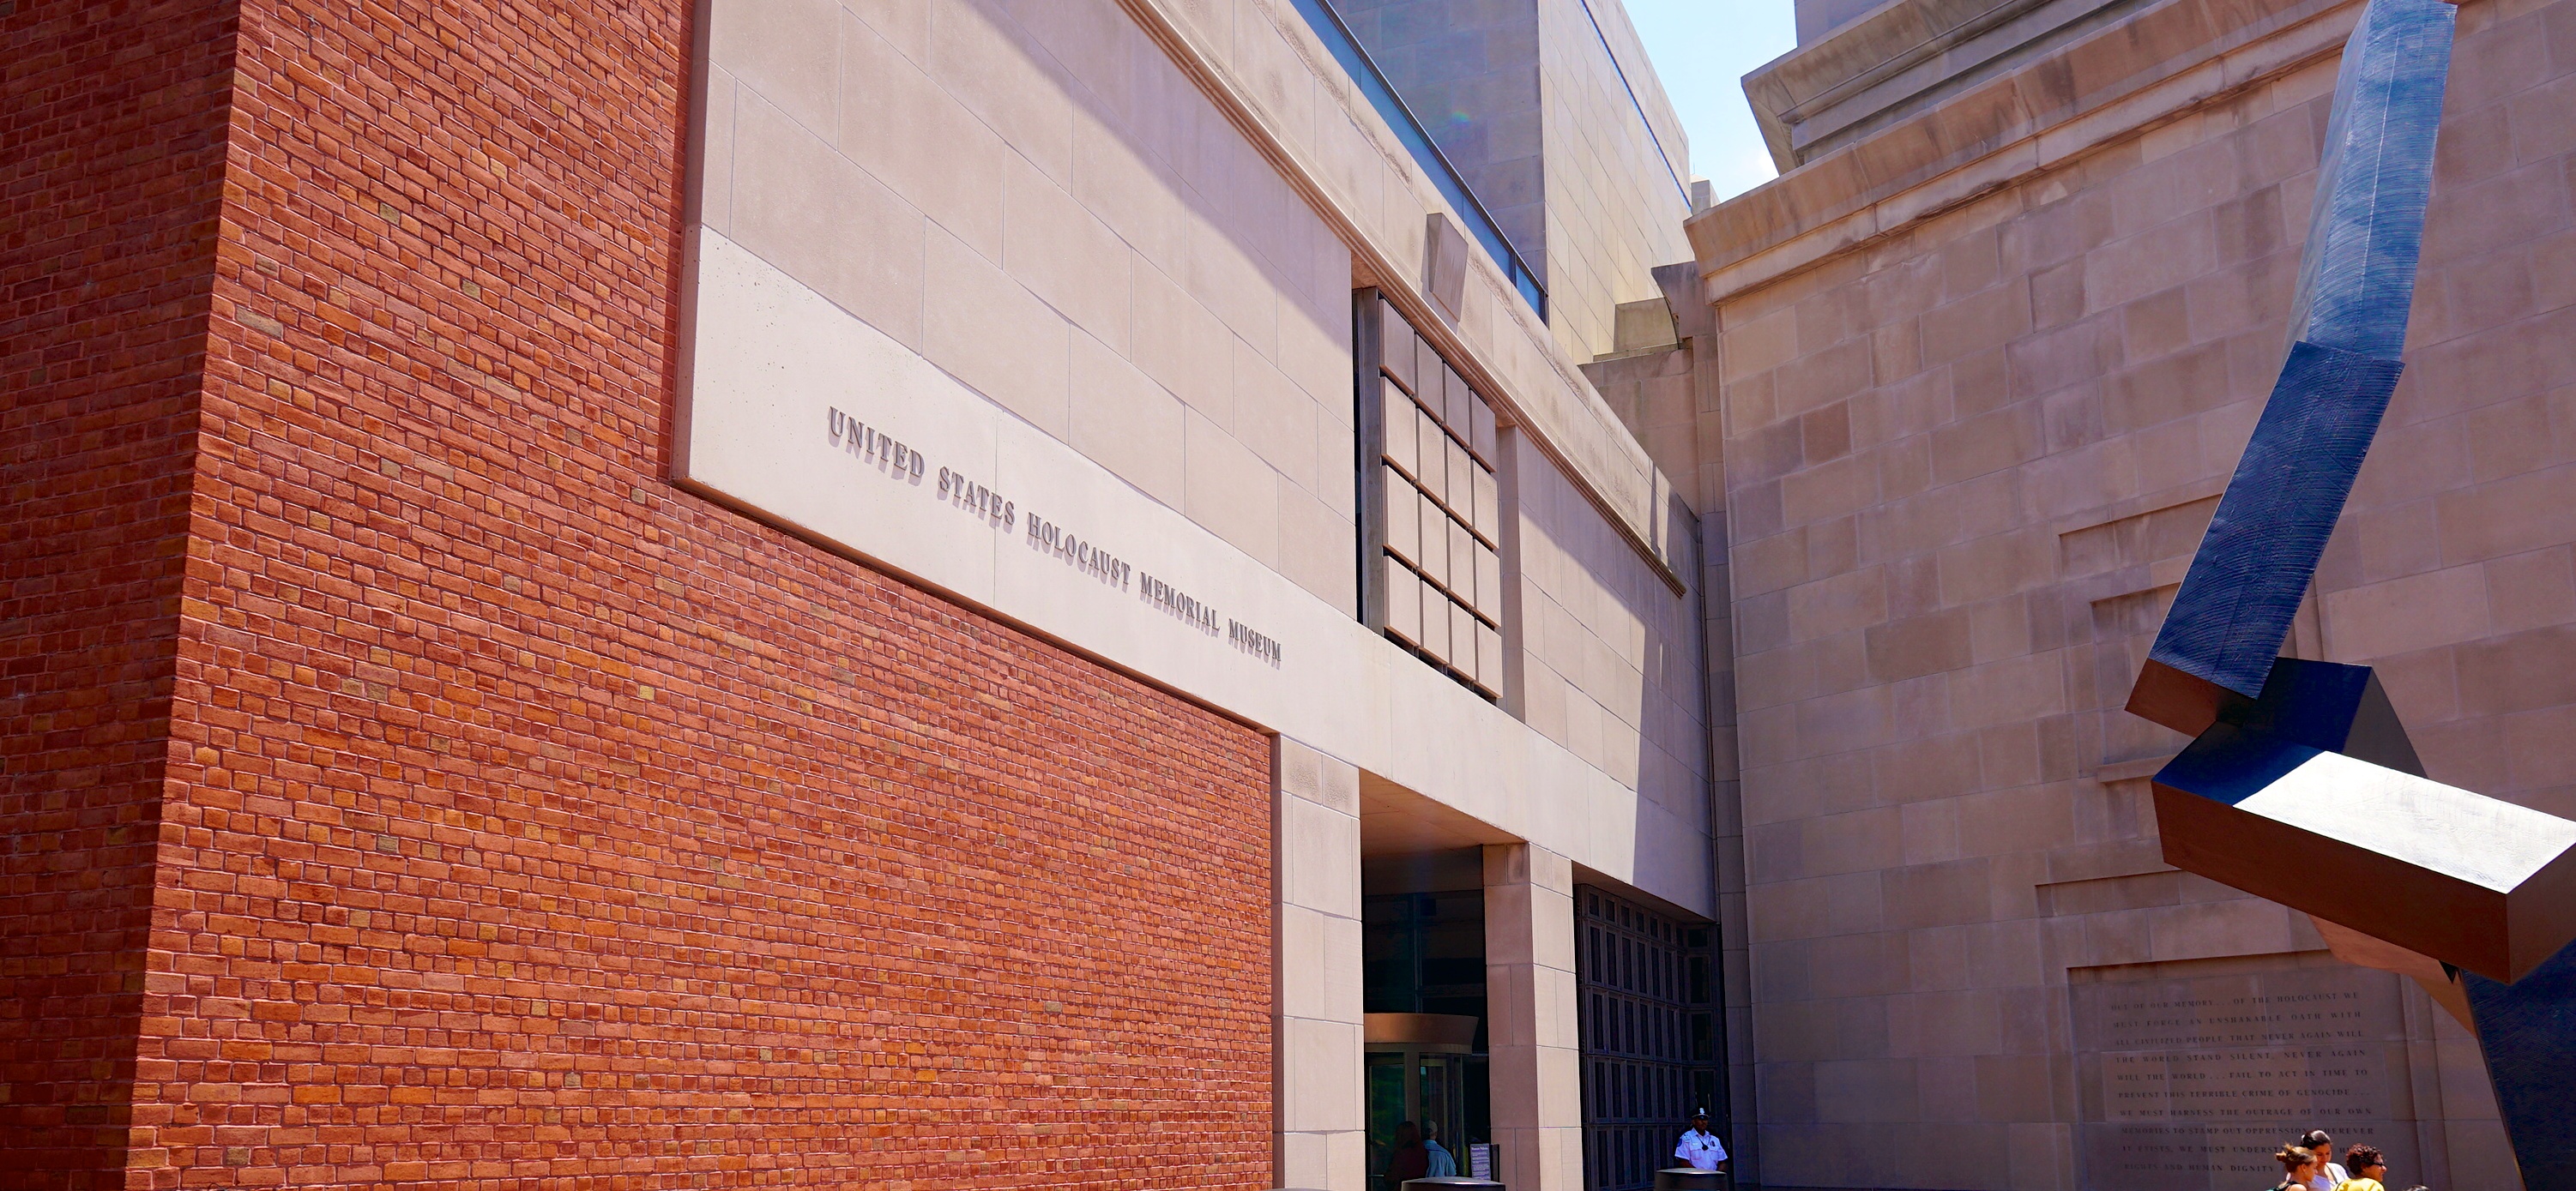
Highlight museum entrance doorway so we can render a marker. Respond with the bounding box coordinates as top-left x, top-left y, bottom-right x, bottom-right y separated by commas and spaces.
1362, 853, 1492, 1188
1365, 1014, 1480, 1188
